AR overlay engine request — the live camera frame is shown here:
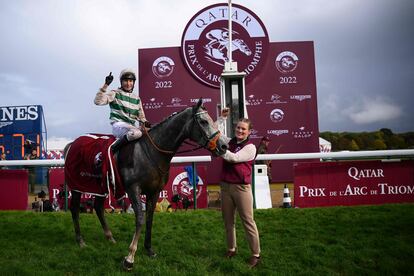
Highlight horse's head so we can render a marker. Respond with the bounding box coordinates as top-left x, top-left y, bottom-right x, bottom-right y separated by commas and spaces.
188, 99, 228, 156
233, 39, 252, 56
